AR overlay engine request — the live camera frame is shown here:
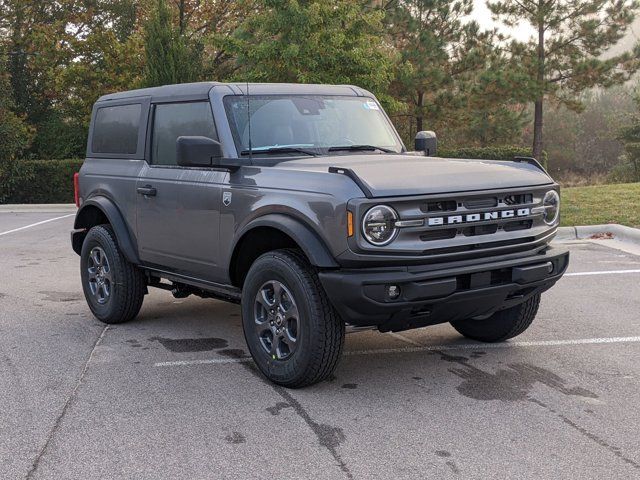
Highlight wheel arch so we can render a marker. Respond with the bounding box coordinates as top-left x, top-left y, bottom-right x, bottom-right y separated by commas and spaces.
72, 197, 140, 264
229, 214, 339, 288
